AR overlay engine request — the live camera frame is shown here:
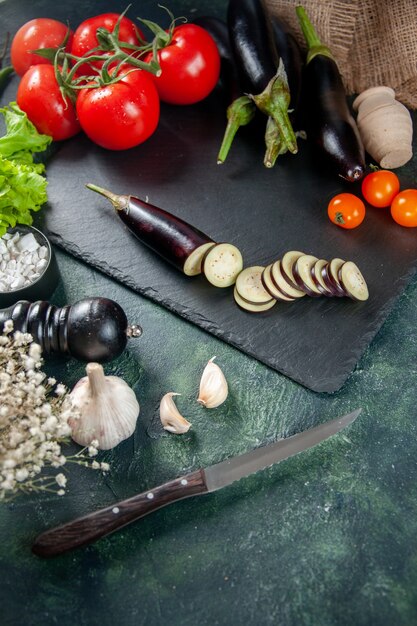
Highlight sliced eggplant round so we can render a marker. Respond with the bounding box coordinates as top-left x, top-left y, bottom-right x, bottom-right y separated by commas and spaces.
310, 258, 334, 296
280, 250, 306, 290
261, 264, 295, 301
328, 258, 347, 295
292, 254, 322, 297
235, 265, 274, 303
203, 243, 244, 288
233, 287, 277, 313
183, 242, 217, 276
271, 260, 306, 299
321, 258, 346, 297
338, 261, 369, 301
